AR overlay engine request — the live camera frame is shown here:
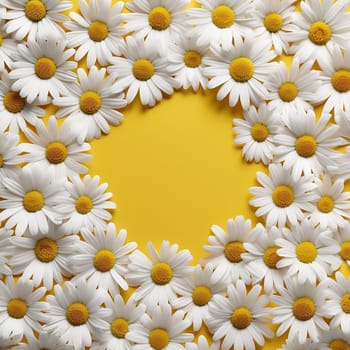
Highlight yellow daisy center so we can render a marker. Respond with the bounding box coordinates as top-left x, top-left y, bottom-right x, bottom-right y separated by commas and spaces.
0, 154, 3, 167
133, 59, 155, 81
309, 21, 332, 45
151, 262, 173, 285
7, 299, 28, 318
341, 293, 350, 313
3, 91, 26, 113
111, 318, 129, 338
23, 190, 44, 212
317, 195, 334, 213
45, 141, 68, 164
263, 246, 282, 269
88, 21, 108, 42
295, 135, 317, 158
292, 297, 316, 321
229, 57, 254, 82
149, 328, 170, 350
35, 57, 56, 80
66, 302, 89, 326
0, 33, 3, 46
148, 6, 171, 31
25, 0, 46, 22
93, 249, 116, 272
231, 307, 252, 329
35, 238, 58, 262
224, 241, 246, 263
272, 185, 294, 208
192, 285, 212, 306
340, 241, 350, 261
184, 50, 202, 68
264, 12, 283, 33
332, 70, 350, 93
79, 91, 102, 115
250, 123, 269, 142
329, 339, 350, 350
75, 195, 93, 214
212, 5, 235, 29
278, 82, 298, 102
296, 241, 317, 263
